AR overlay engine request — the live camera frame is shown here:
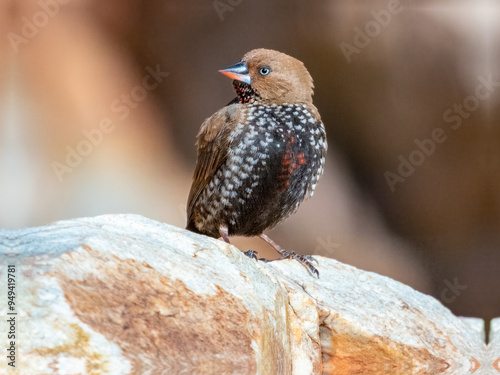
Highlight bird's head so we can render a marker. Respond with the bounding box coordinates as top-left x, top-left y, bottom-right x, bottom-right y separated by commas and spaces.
219, 49, 314, 105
